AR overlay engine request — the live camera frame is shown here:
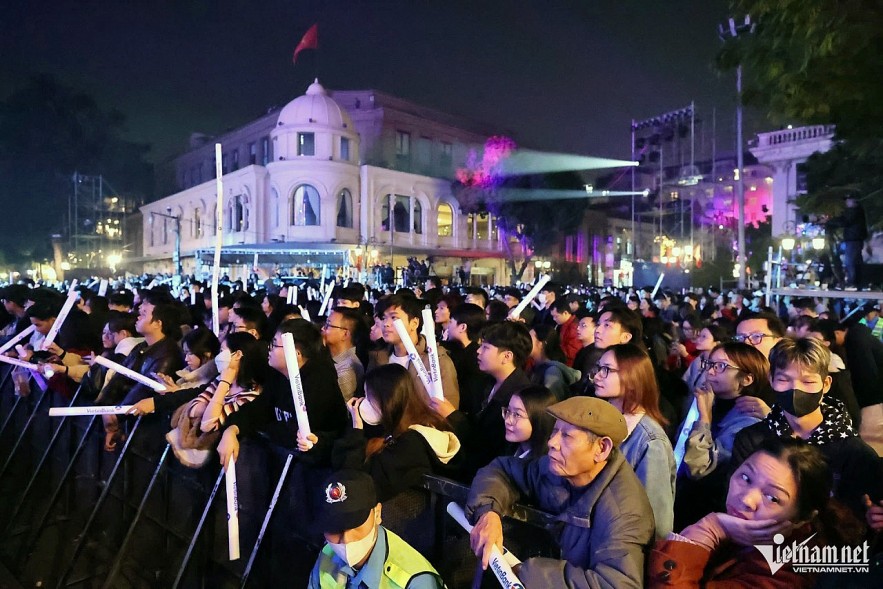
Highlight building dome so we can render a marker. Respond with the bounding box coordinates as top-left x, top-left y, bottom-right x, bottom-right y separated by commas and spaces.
276, 79, 353, 131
